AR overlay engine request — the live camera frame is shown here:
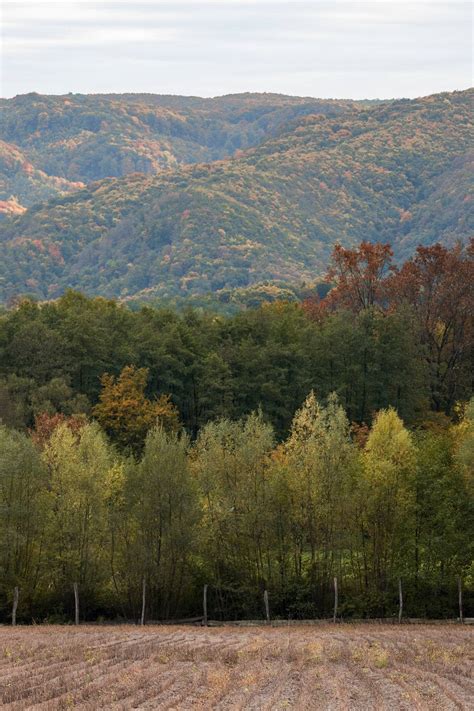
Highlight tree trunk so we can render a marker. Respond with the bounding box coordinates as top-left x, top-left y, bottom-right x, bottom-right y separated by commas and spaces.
73, 582, 79, 626
202, 584, 208, 626
12, 587, 19, 626
398, 578, 403, 624
264, 589, 270, 624
333, 577, 338, 623
457, 576, 464, 624
140, 576, 146, 626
